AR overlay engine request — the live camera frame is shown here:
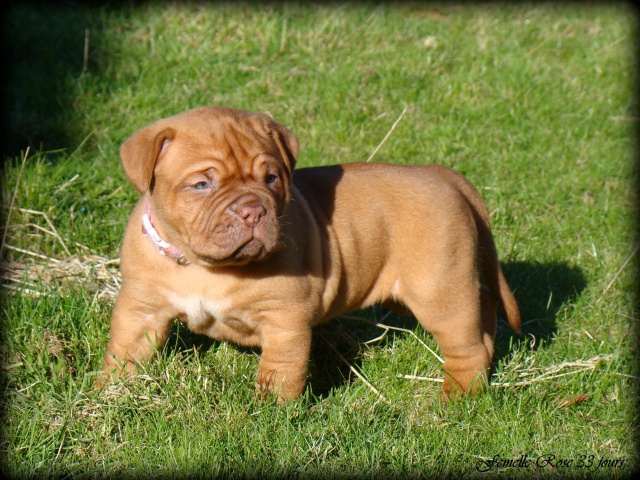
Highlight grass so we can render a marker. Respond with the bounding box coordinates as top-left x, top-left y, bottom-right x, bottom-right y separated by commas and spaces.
1, 2, 638, 478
